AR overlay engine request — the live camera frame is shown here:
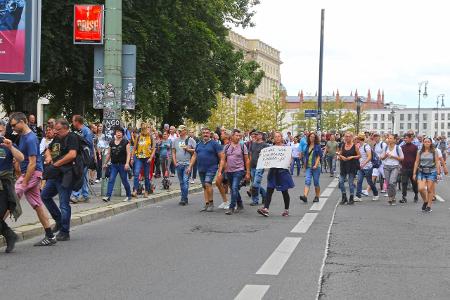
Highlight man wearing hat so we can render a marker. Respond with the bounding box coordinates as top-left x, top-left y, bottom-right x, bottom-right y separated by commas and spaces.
172, 125, 197, 205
